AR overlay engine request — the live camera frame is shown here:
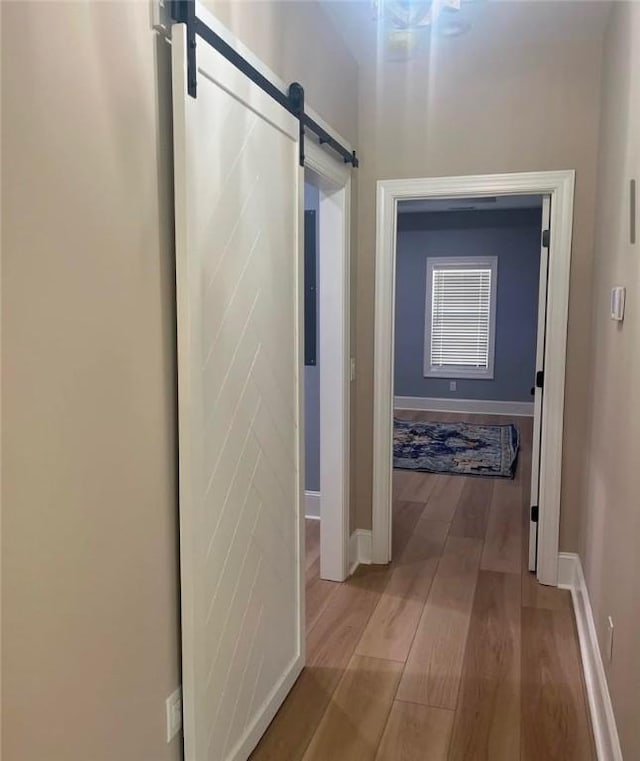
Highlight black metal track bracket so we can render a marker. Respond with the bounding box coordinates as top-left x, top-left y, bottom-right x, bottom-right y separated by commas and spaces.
170, 0, 358, 168
288, 83, 305, 167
